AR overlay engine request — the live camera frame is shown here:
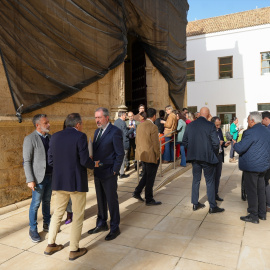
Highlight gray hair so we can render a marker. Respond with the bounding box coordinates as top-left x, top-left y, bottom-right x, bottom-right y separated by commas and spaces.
32, 114, 47, 127
96, 107, 110, 117
65, 113, 82, 127
165, 105, 173, 111
118, 111, 126, 117
249, 111, 262, 124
